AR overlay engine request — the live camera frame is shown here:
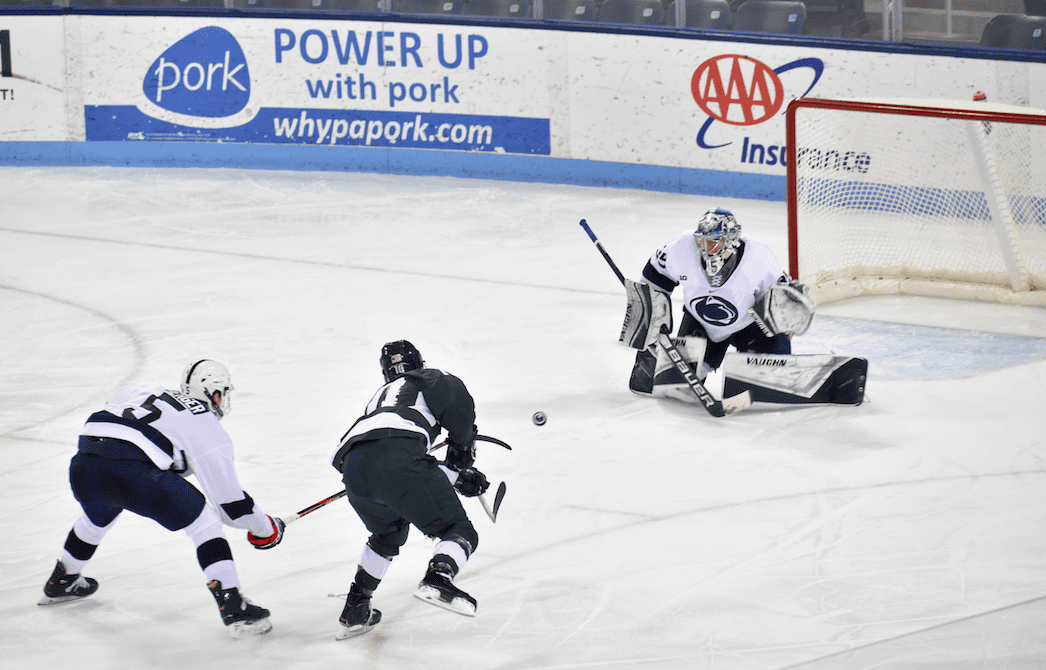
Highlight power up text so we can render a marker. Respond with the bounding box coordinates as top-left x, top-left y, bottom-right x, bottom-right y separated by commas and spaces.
274, 29, 489, 70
